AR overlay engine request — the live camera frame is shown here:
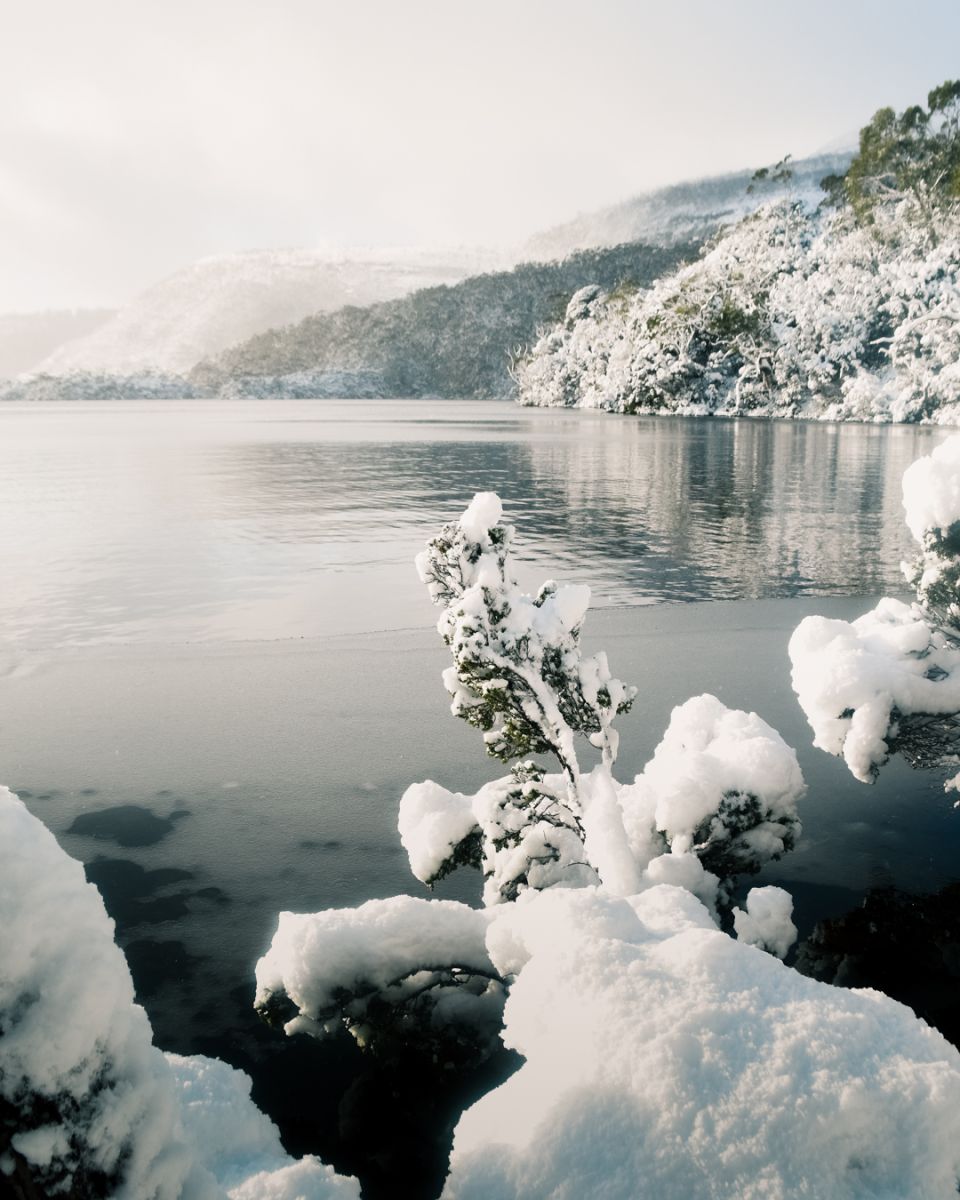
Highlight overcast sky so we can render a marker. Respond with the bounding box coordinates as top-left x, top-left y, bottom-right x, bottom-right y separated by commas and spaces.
2, 0, 959, 312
